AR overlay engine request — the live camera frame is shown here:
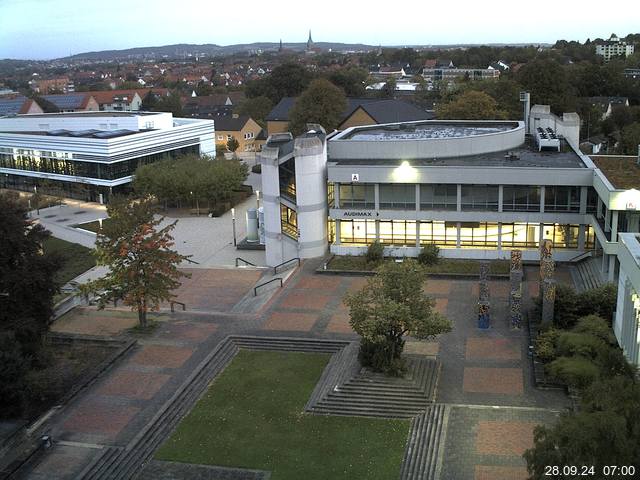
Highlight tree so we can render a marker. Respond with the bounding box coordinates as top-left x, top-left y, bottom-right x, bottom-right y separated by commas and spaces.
245, 63, 313, 104
84, 197, 191, 327
226, 136, 240, 155
0, 193, 59, 416
436, 90, 507, 120
378, 77, 397, 99
517, 58, 576, 114
328, 66, 369, 97
620, 122, 640, 155
344, 260, 452, 375
524, 376, 640, 477
236, 95, 273, 127
288, 78, 347, 135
